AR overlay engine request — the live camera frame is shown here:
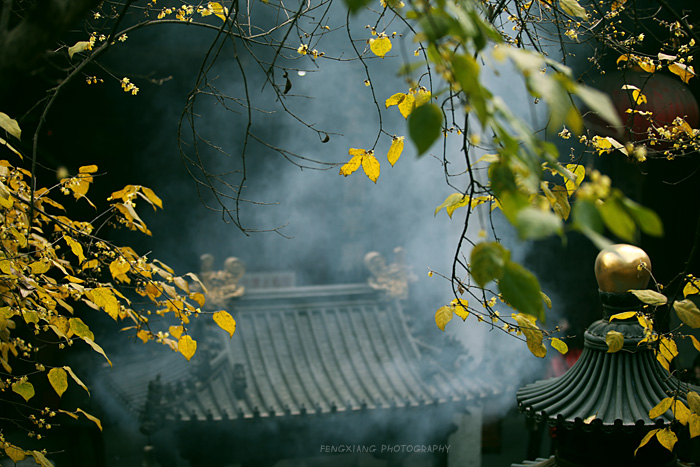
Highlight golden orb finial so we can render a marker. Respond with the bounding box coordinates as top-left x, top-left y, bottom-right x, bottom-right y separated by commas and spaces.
594, 244, 651, 293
